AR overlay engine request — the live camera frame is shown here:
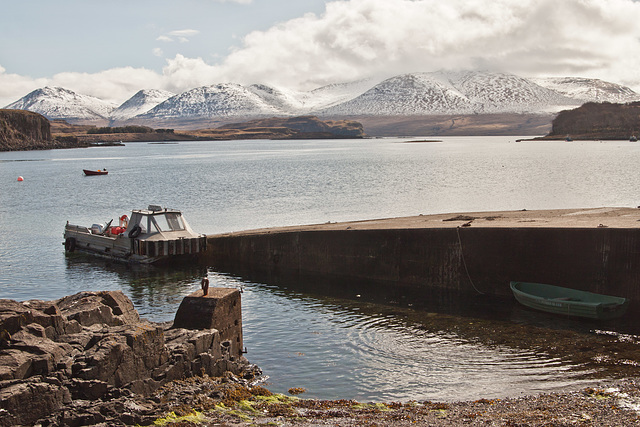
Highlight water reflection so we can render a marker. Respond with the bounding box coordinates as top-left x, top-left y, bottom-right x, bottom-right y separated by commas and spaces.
59, 255, 640, 402
64, 254, 206, 321
214, 270, 640, 401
